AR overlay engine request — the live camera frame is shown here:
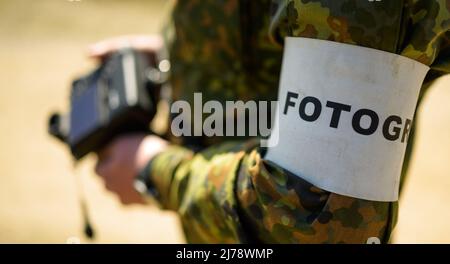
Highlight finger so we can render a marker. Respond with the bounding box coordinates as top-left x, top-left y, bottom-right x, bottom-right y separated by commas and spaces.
95, 146, 114, 177
95, 154, 111, 176
128, 35, 164, 52
87, 36, 131, 59
87, 35, 163, 60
